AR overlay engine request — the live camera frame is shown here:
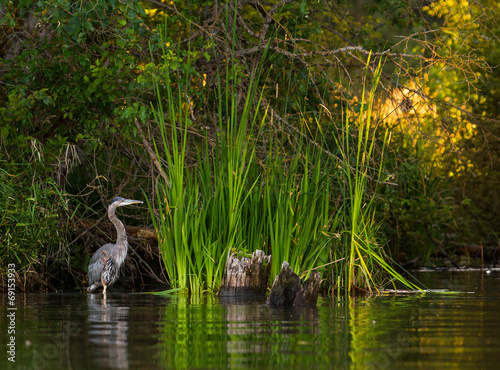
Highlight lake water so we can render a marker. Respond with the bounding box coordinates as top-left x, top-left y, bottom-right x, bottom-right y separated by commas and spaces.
2, 270, 500, 369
